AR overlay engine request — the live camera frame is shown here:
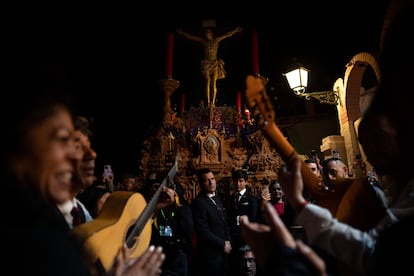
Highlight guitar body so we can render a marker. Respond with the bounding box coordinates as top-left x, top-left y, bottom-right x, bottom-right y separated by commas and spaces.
71, 191, 151, 273
335, 177, 386, 231
72, 155, 180, 275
